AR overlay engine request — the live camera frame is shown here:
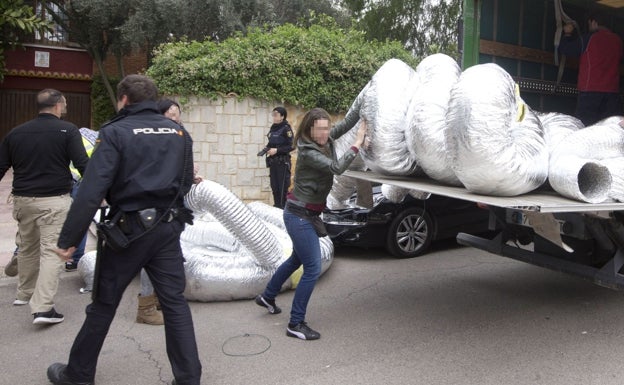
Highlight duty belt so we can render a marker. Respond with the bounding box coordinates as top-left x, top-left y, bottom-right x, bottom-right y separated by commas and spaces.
118, 208, 176, 233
